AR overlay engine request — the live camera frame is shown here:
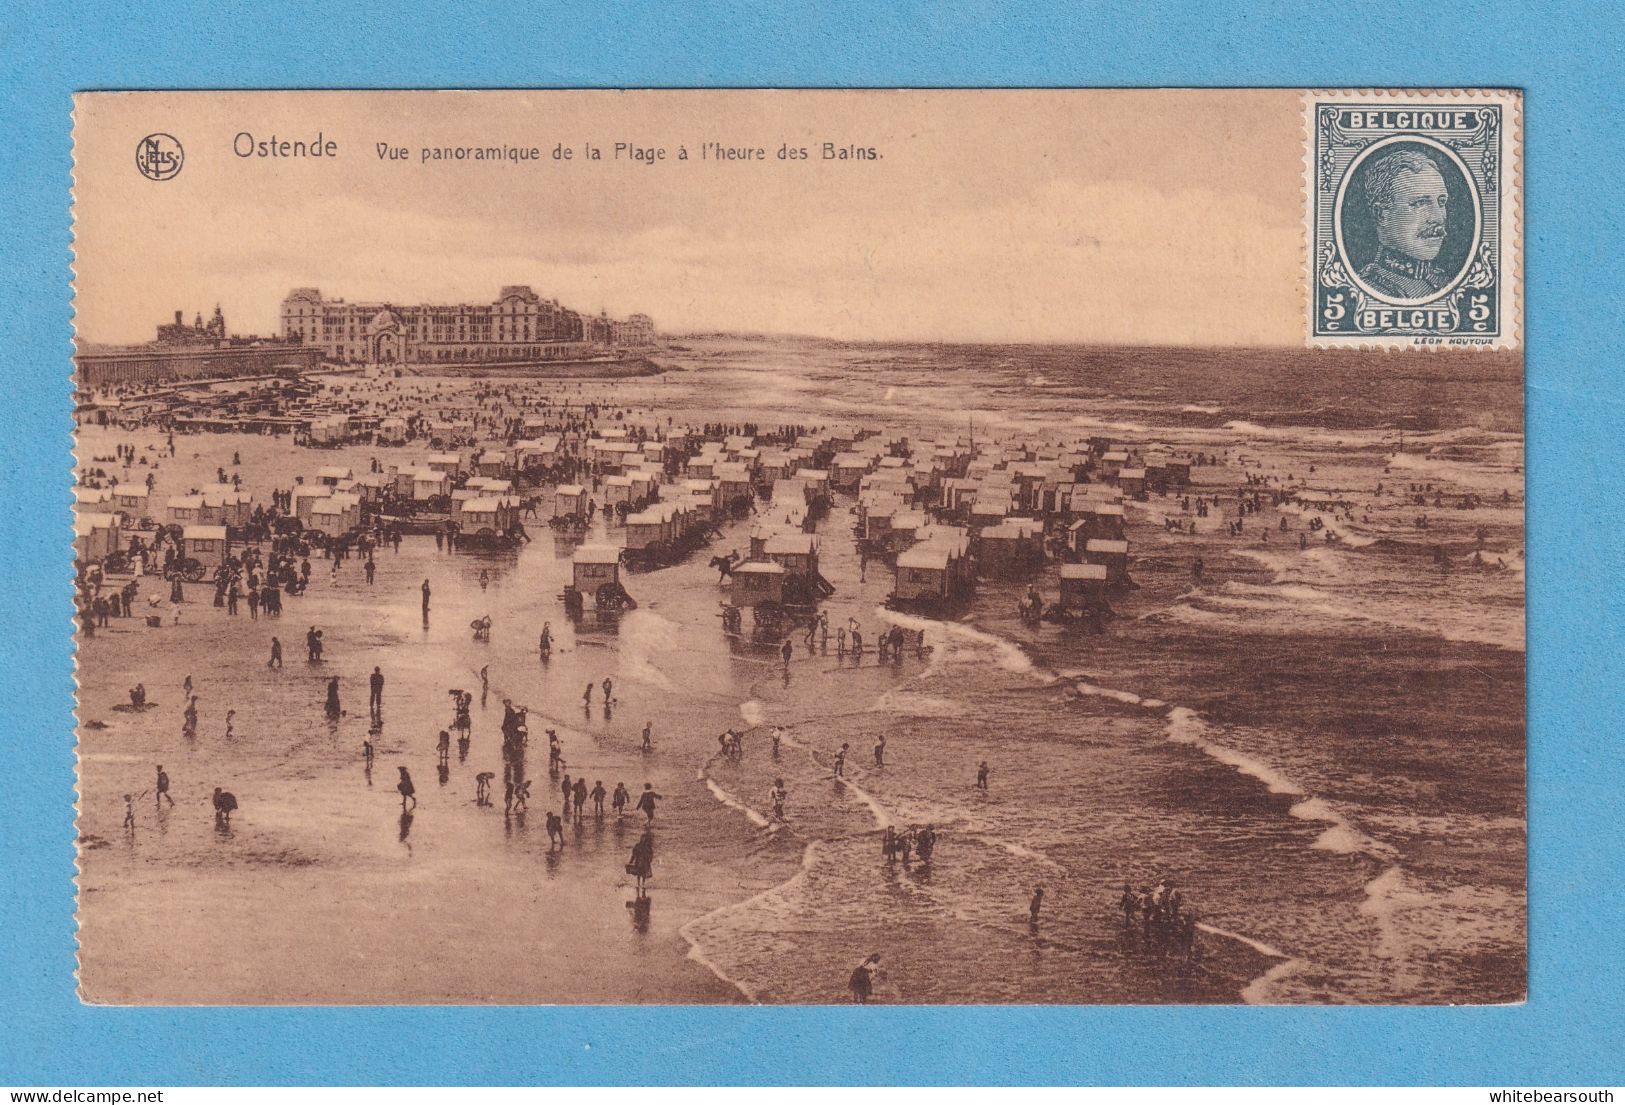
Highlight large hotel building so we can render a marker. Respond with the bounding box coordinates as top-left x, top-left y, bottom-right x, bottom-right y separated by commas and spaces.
280, 286, 656, 365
